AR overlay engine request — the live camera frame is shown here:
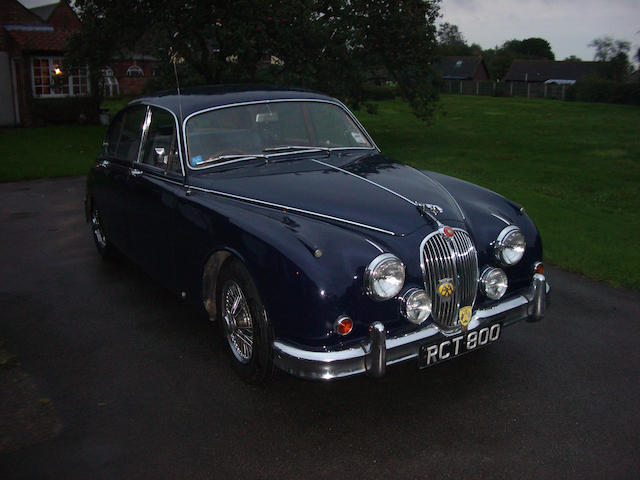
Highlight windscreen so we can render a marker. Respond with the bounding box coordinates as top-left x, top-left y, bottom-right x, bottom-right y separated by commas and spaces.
185, 101, 372, 167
